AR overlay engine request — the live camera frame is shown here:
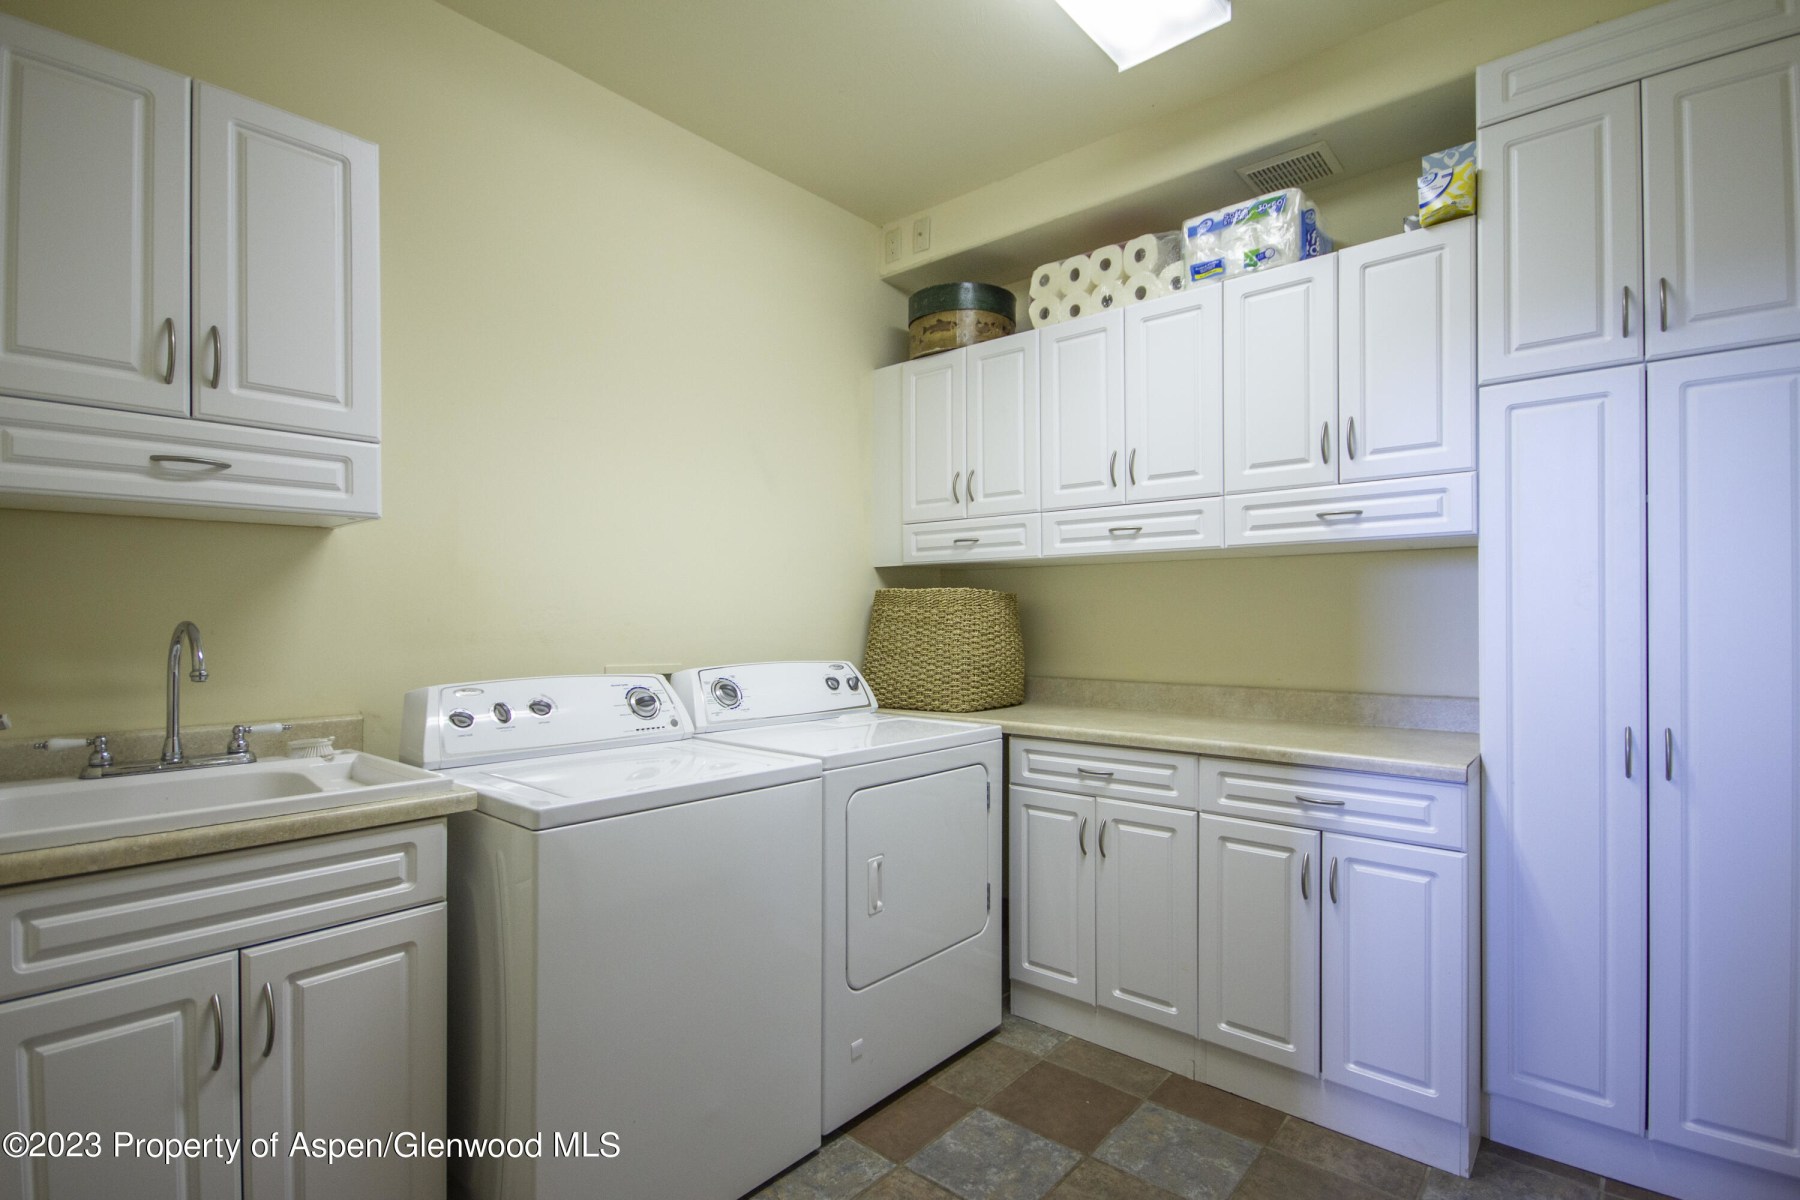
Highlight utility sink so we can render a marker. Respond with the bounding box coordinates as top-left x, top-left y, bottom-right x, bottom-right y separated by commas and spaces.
0, 753, 452, 856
